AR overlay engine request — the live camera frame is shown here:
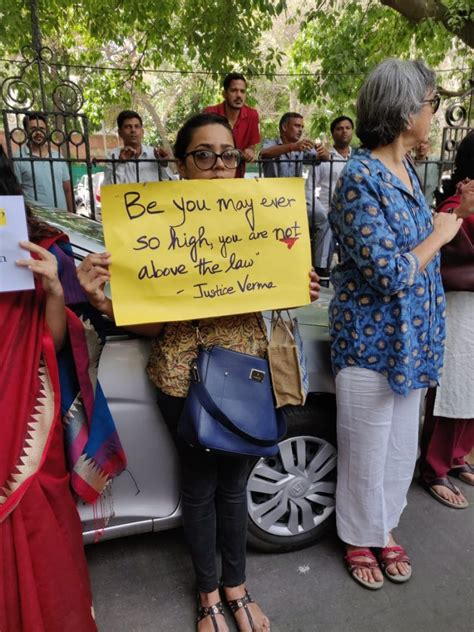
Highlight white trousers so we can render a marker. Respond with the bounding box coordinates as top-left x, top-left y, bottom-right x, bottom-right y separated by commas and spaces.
335, 367, 421, 547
